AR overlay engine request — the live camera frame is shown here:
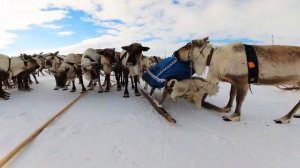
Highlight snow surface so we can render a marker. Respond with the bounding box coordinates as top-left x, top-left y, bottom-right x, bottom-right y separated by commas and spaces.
0, 75, 299, 168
